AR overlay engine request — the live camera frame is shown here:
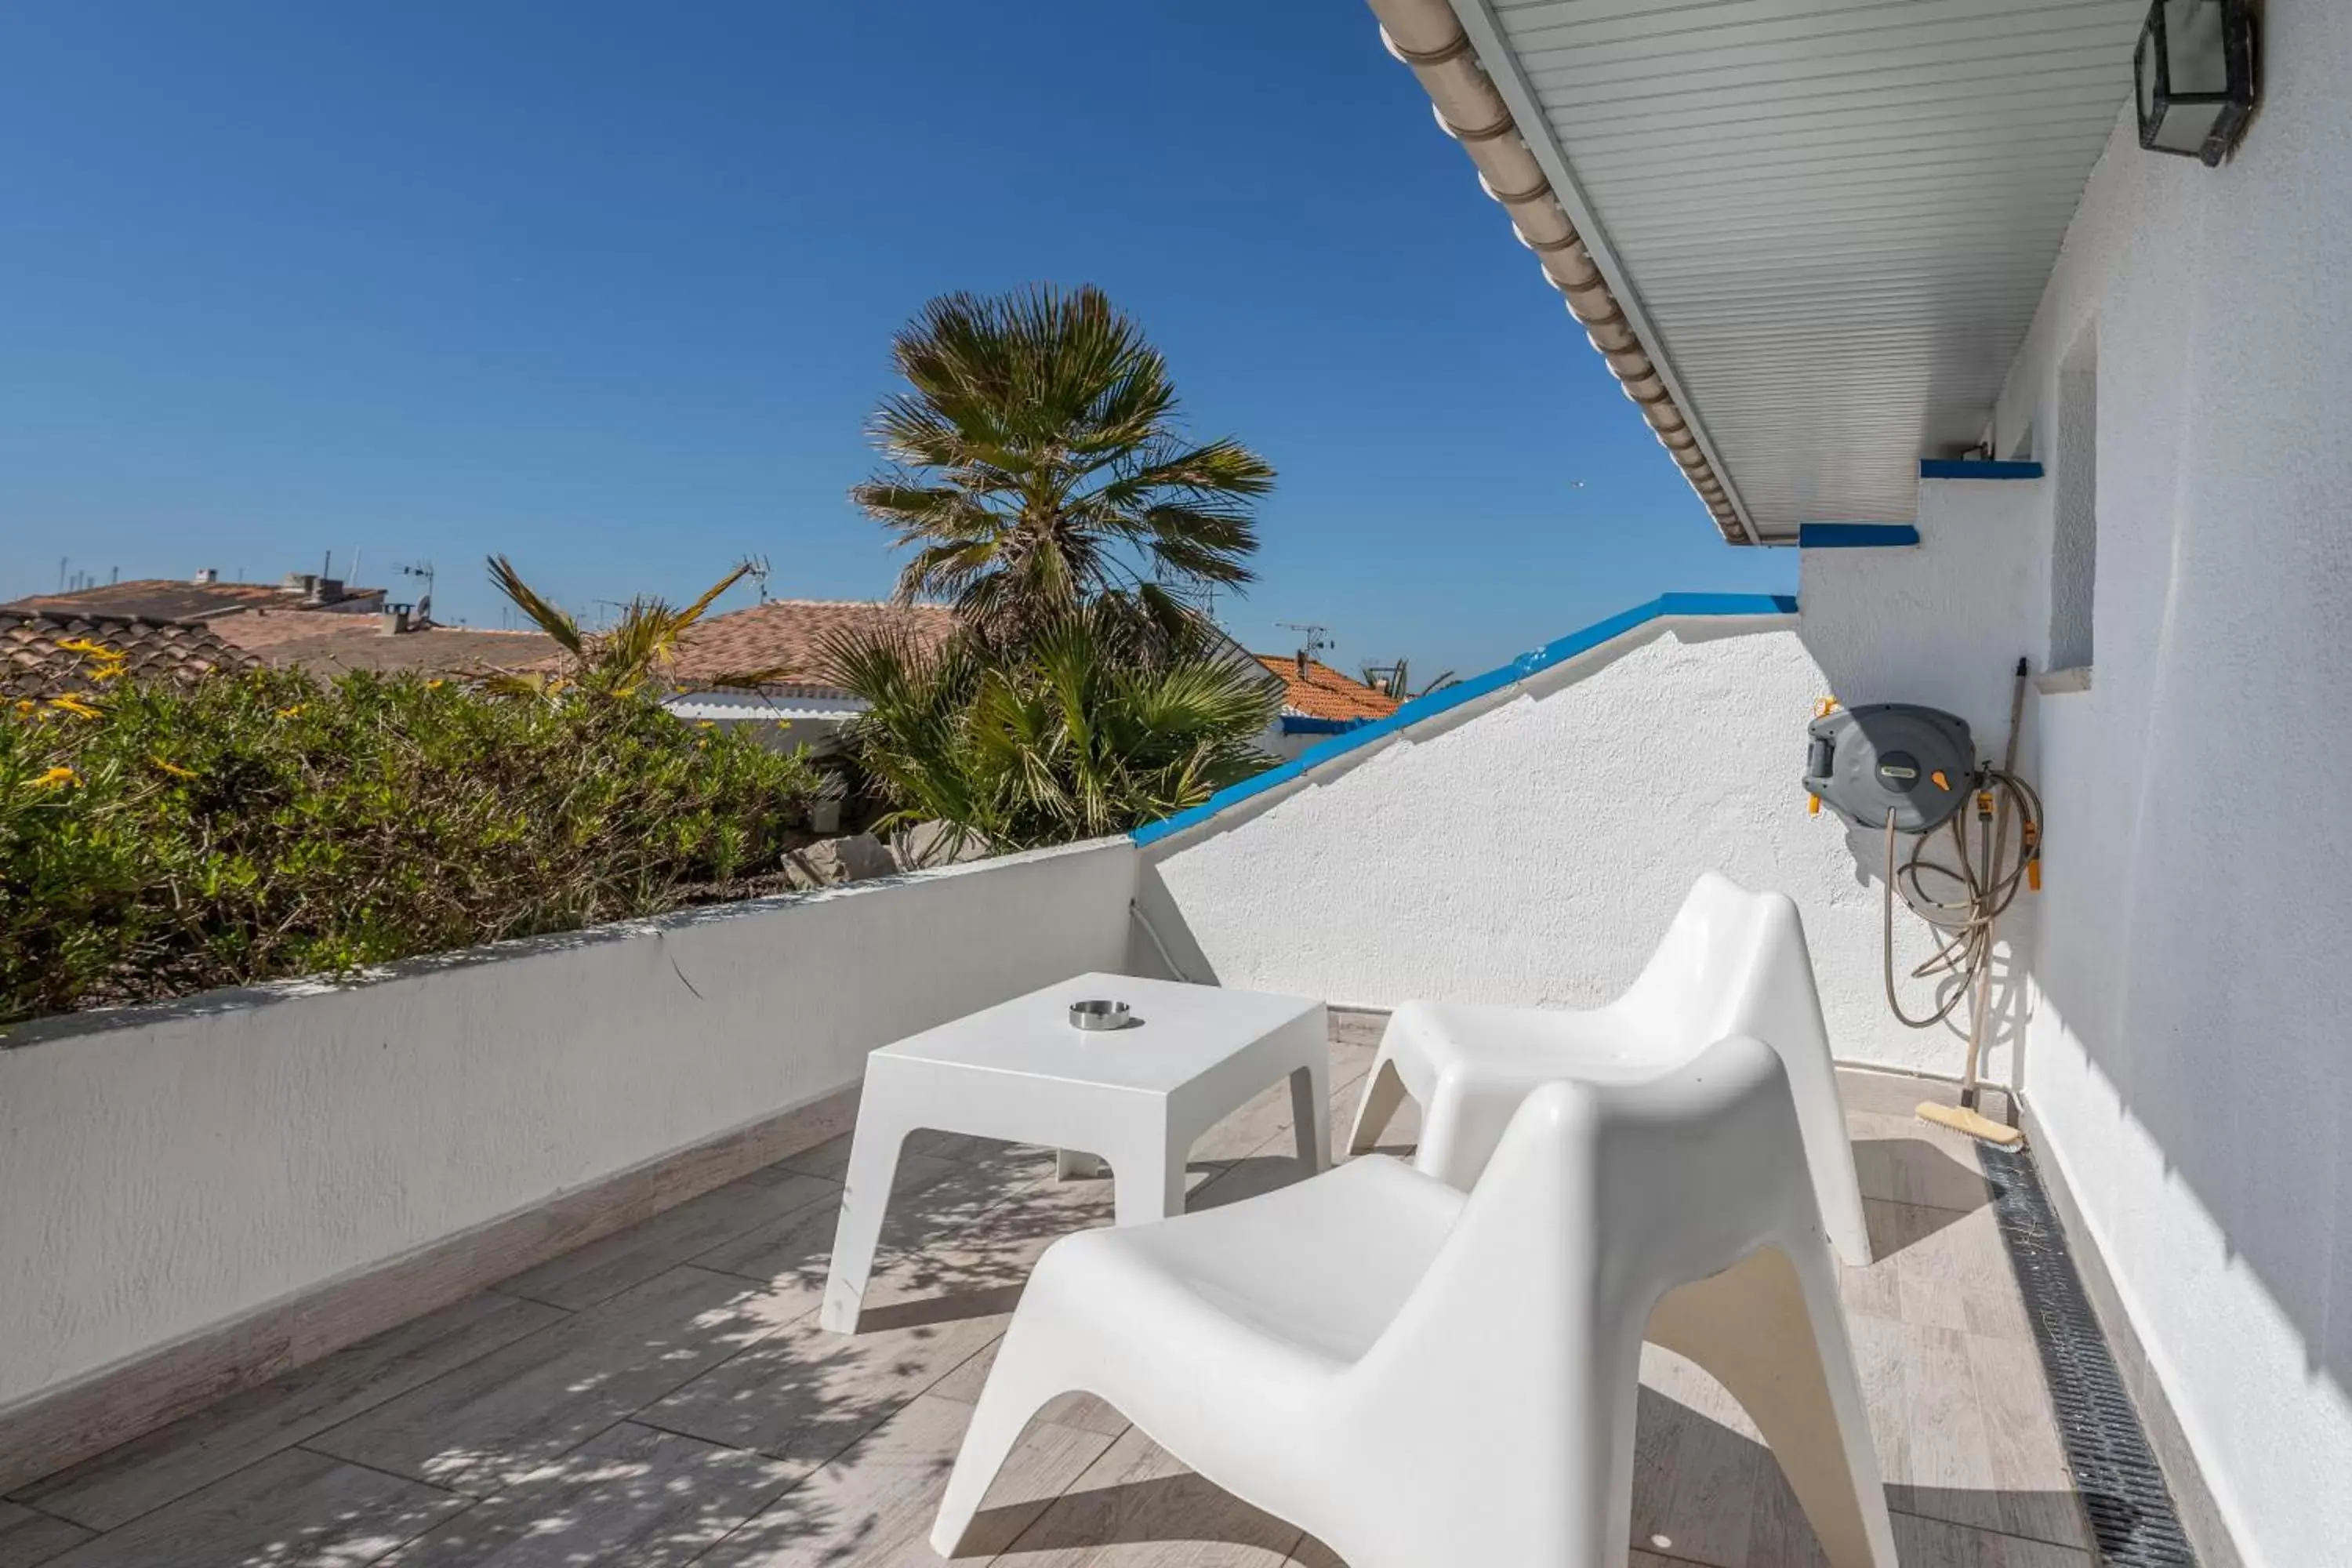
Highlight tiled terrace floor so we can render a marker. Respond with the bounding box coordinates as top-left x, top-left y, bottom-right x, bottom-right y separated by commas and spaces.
4, 1029, 2096, 1567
